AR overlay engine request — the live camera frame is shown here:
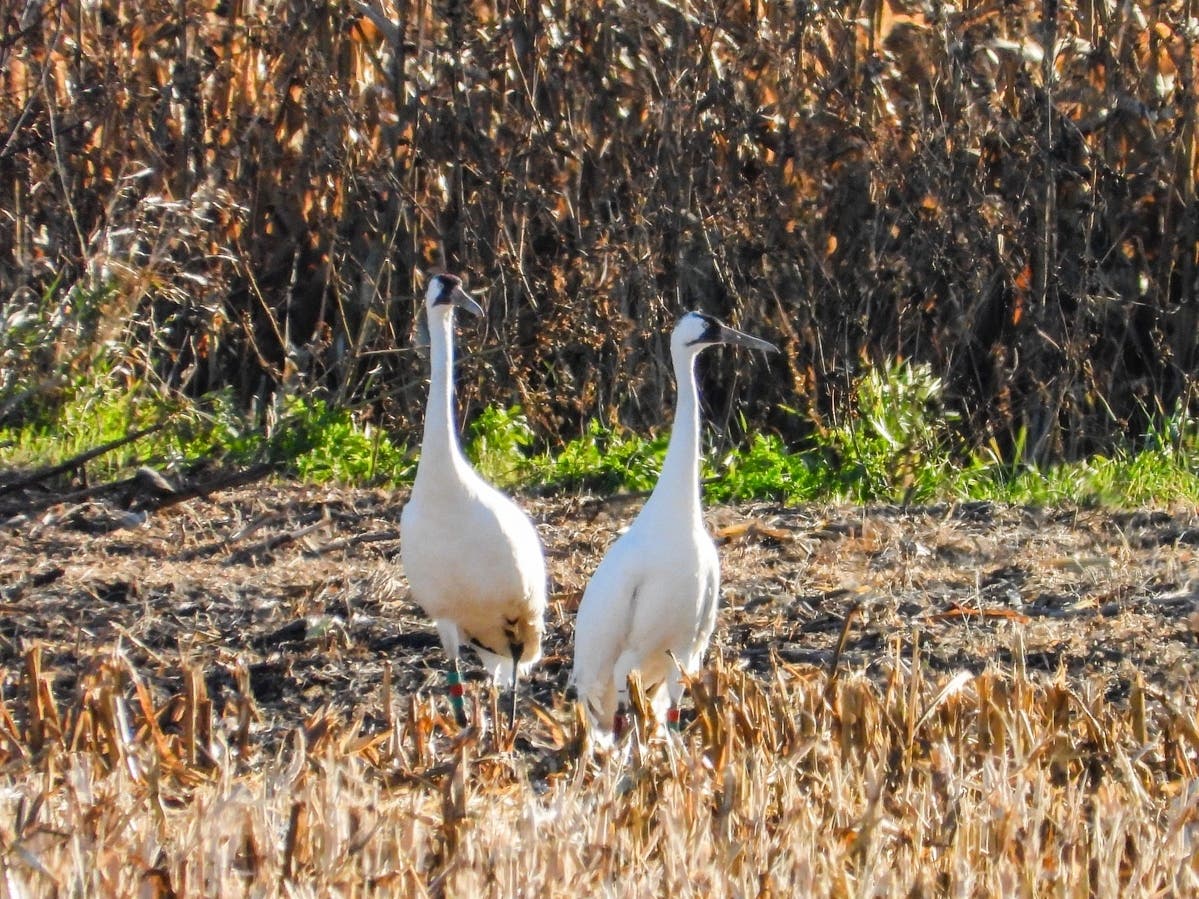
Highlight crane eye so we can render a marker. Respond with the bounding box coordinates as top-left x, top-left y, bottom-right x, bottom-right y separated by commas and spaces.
433, 274, 461, 305
685, 313, 722, 346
